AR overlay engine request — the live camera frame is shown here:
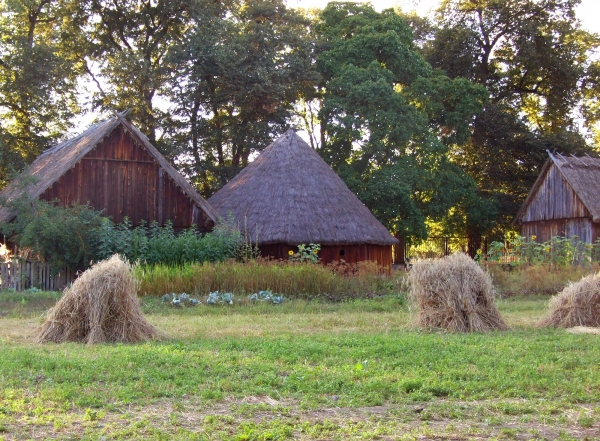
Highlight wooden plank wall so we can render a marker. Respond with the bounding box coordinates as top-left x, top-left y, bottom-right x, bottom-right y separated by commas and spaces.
40, 126, 211, 230
521, 219, 594, 243
259, 244, 393, 272
0, 260, 74, 291
522, 164, 590, 222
